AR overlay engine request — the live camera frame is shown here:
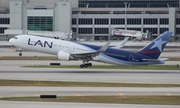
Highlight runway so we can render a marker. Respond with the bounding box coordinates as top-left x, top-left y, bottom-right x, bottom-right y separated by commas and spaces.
0, 60, 180, 66
0, 69, 180, 84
